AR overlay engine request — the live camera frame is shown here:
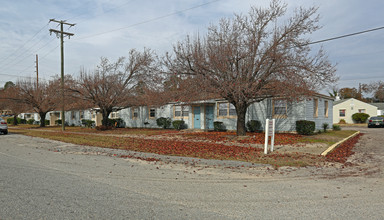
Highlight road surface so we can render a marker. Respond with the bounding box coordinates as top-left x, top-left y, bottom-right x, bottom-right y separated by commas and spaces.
1, 127, 383, 219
